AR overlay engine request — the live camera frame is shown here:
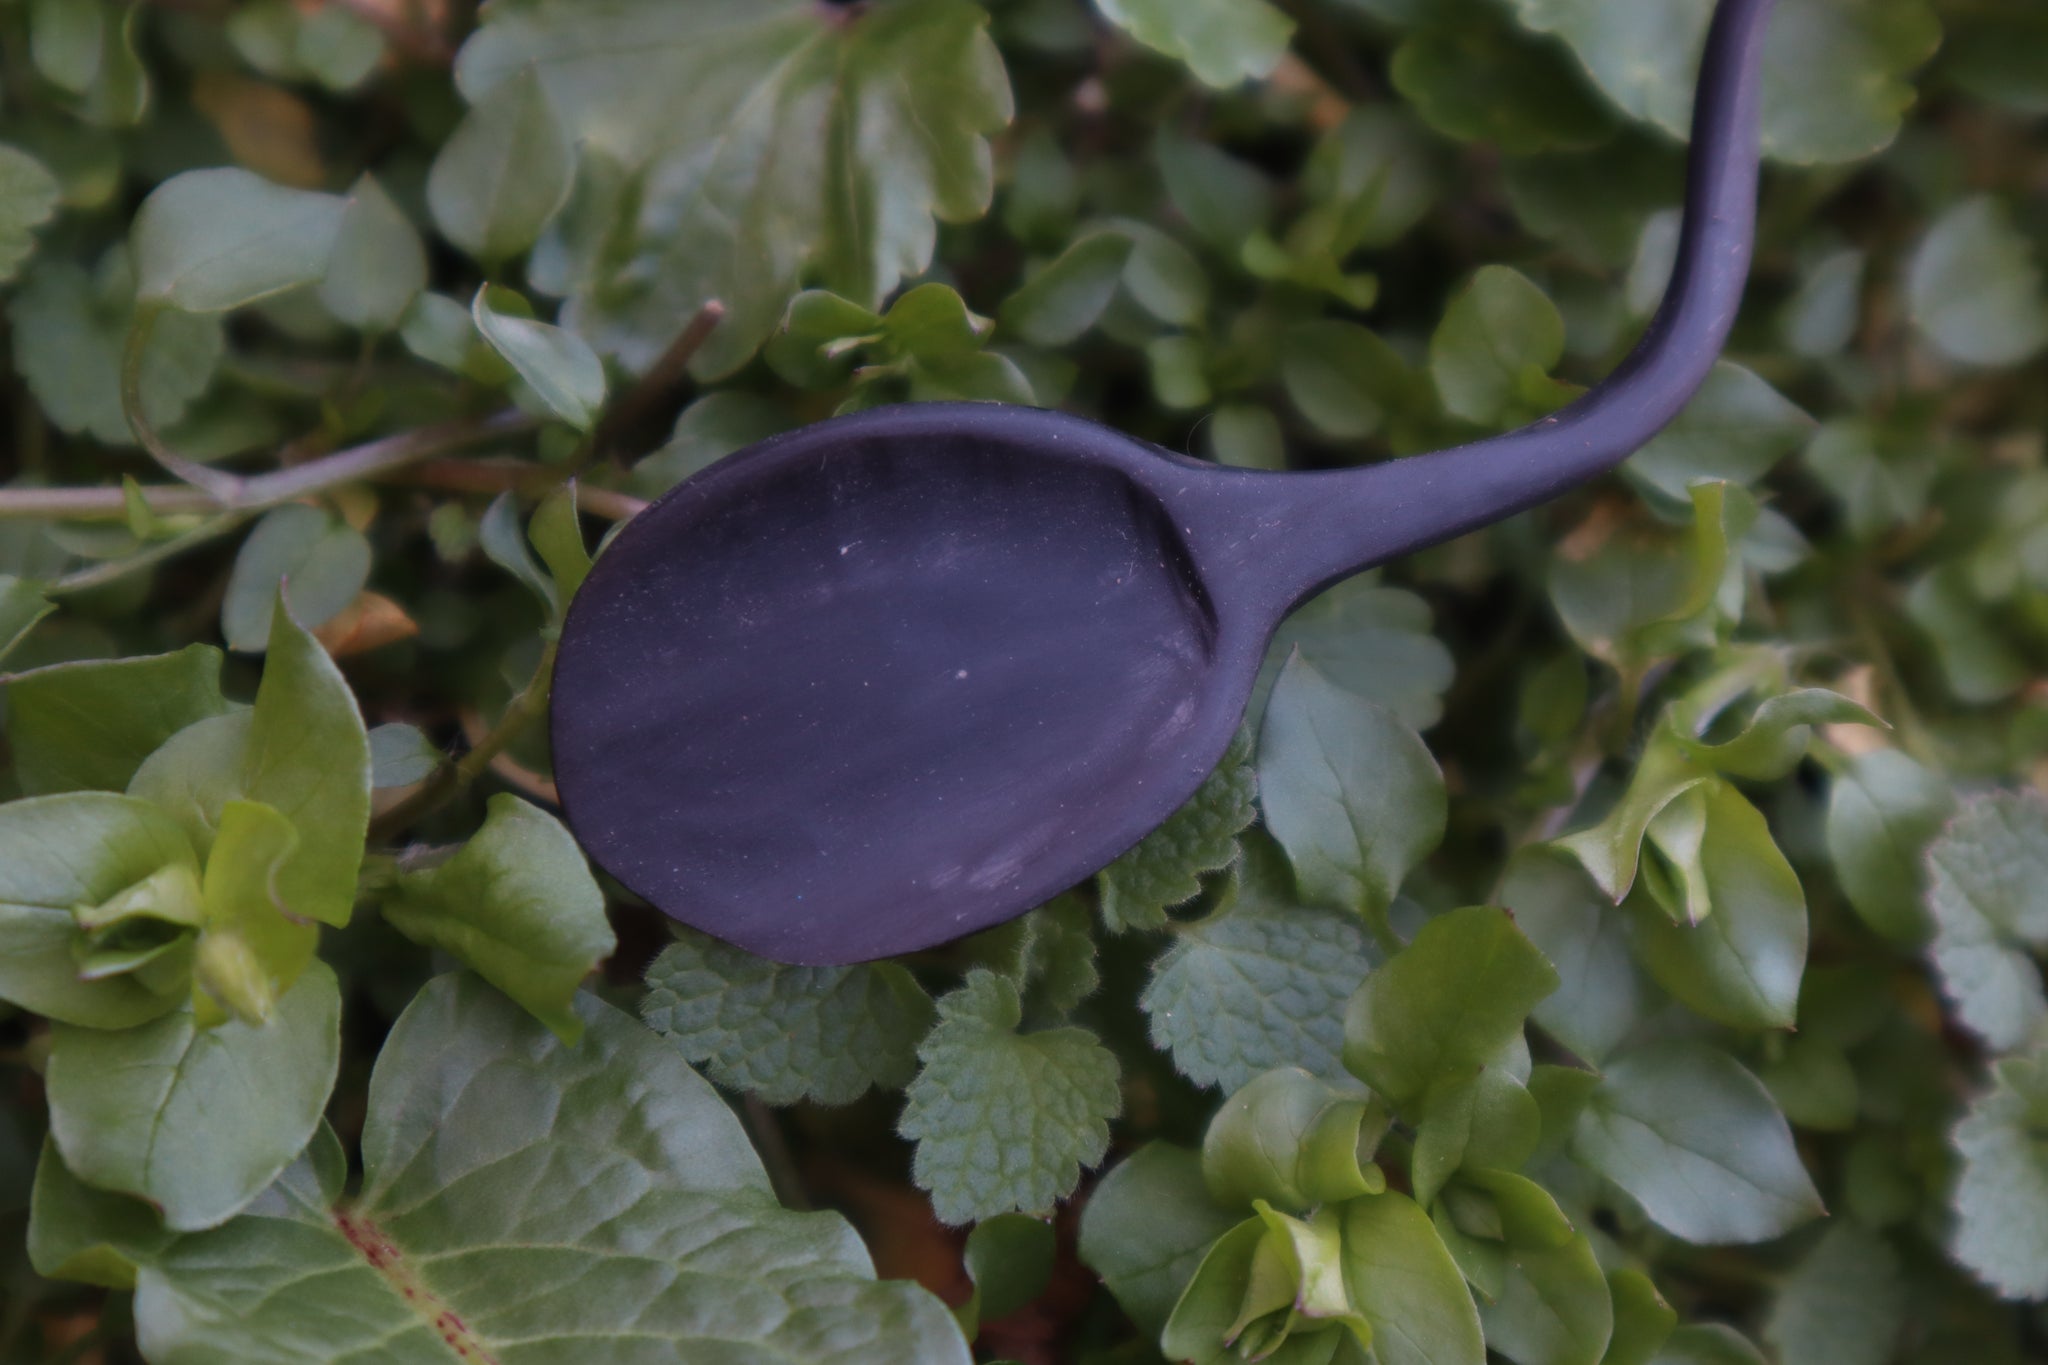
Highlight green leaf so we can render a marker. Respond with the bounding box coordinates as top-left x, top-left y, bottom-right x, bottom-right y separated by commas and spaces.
1763, 1223, 1904, 1365
457, 0, 1012, 377
426, 64, 574, 263
383, 794, 614, 1043
1950, 1049, 2048, 1299
901, 969, 1120, 1225
1343, 905, 1560, 1113
46, 961, 339, 1232
1077, 1142, 1242, 1338
6, 644, 230, 795
220, 505, 373, 653
1571, 1042, 1823, 1245
473, 284, 607, 430
1510, 0, 1941, 165
1000, 230, 1134, 347
1926, 792, 2048, 1053
641, 927, 932, 1105
130, 600, 370, 930
9, 252, 223, 445
1624, 363, 1812, 505
0, 792, 197, 1027
1256, 578, 1455, 731
1092, 0, 1294, 88
1907, 196, 2048, 368
1340, 1191, 1486, 1365
318, 173, 427, 333
1201, 1068, 1386, 1211
1098, 728, 1254, 932
0, 143, 60, 283
1503, 846, 1648, 1065
959, 1213, 1055, 1337
1430, 265, 1565, 427
1257, 652, 1446, 925
118, 974, 973, 1361
28, 1136, 173, 1289
132, 169, 347, 313
1142, 843, 1376, 1092
1825, 748, 1954, 944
